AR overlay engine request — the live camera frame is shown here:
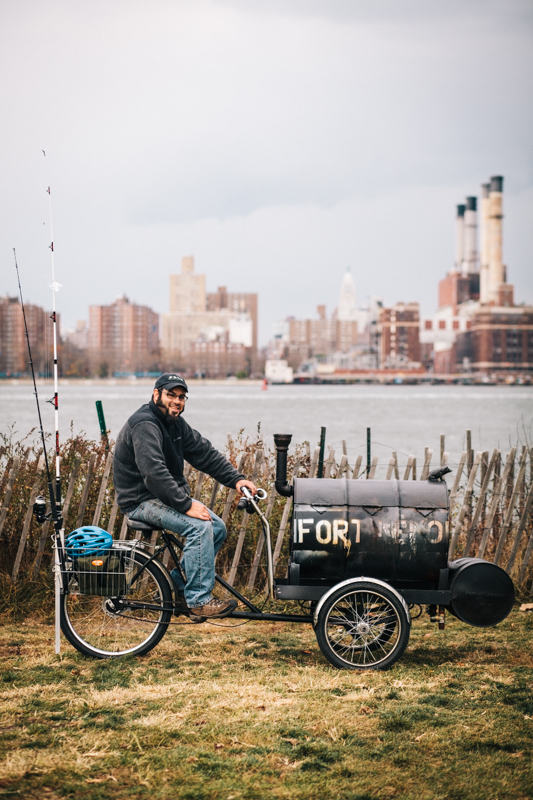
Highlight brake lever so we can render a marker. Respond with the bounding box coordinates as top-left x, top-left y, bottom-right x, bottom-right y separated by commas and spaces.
237, 487, 267, 513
